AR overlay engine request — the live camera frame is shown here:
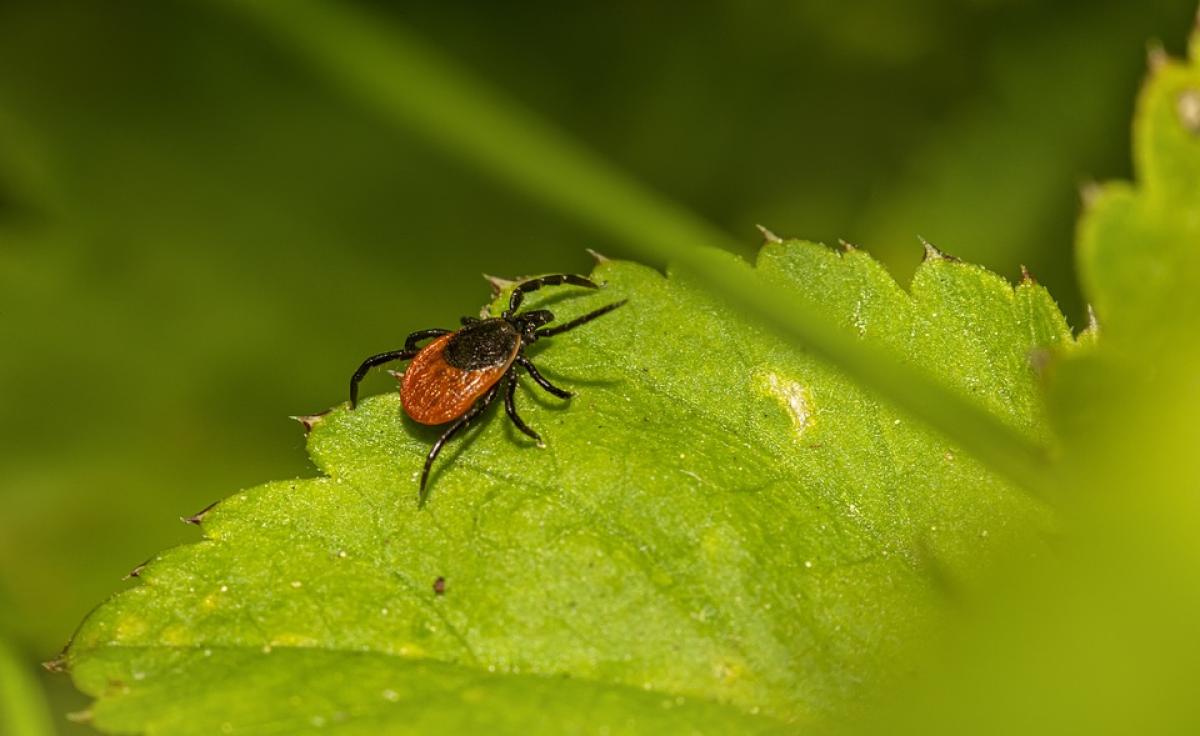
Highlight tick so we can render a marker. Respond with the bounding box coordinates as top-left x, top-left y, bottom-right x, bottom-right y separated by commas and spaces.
349, 273, 625, 500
